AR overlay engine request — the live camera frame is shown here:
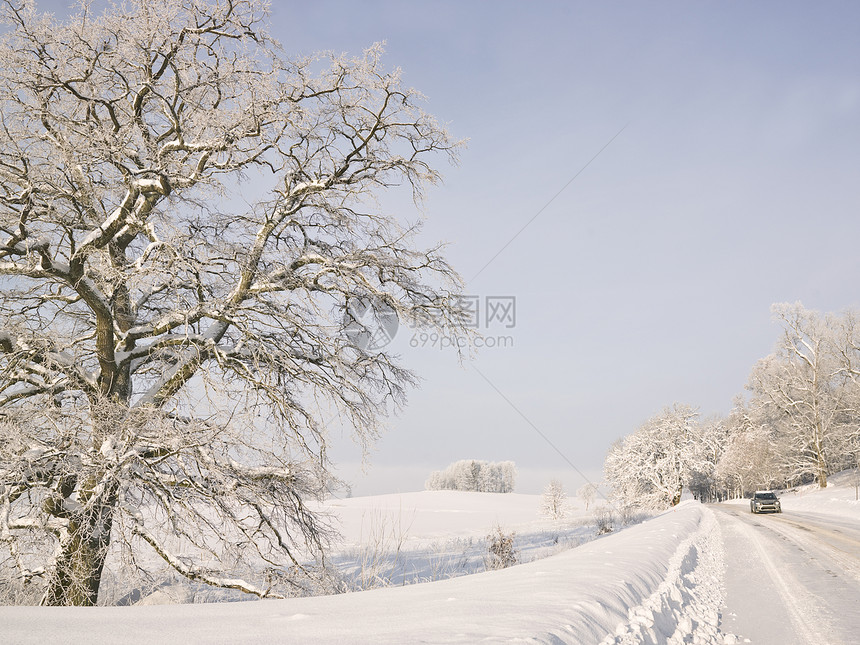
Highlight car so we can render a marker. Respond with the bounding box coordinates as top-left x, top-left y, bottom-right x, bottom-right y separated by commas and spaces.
750, 490, 781, 514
